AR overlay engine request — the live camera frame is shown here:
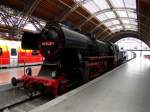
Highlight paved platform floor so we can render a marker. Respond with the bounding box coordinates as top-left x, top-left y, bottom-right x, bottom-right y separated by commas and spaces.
0, 66, 41, 85
31, 58, 150, 112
